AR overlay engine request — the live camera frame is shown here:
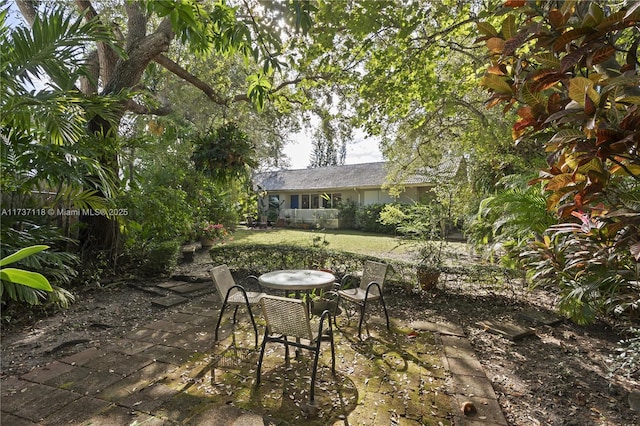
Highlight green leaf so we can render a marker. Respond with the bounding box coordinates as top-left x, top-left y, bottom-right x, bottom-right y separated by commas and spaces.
569, 77, 599, 105
501, 15, 517, 39
0, 268, 53, 292
0, 245, 50, 267
481, 74, 513, 95
521, 83, 544, 108
548, 129, 584, 145
477, 21, 498, 37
